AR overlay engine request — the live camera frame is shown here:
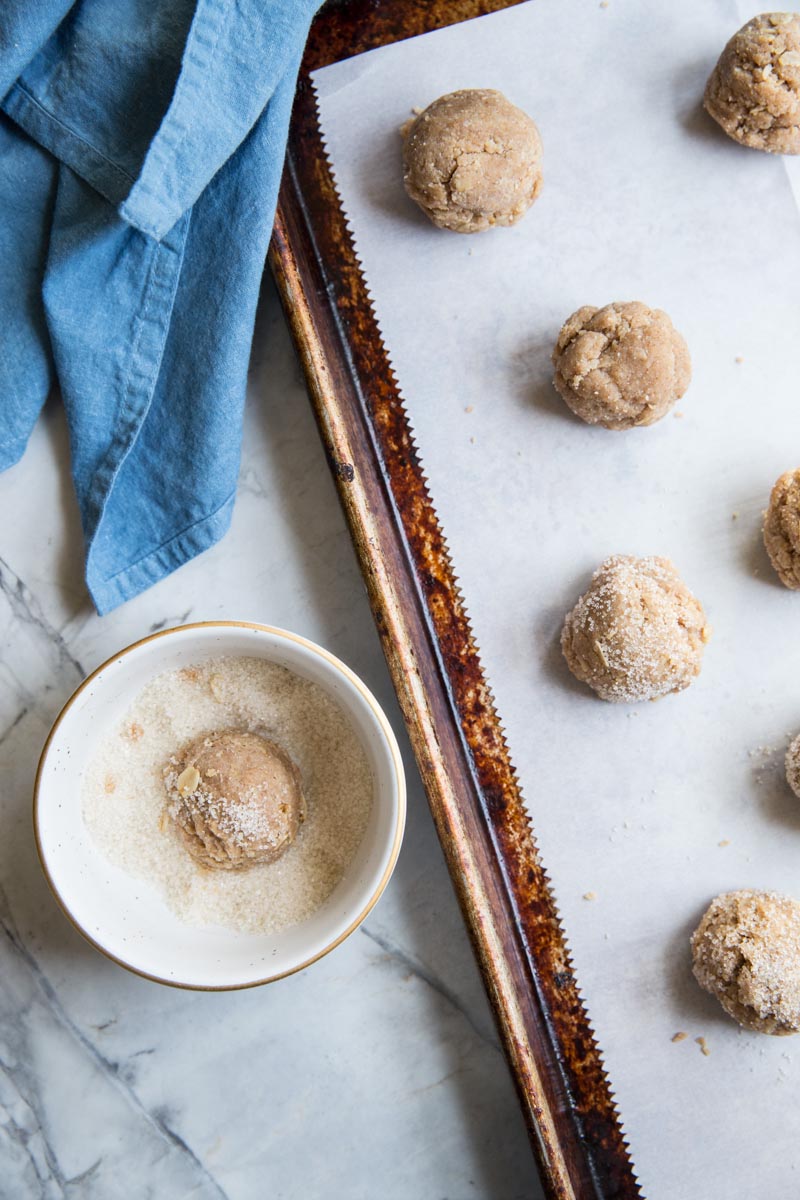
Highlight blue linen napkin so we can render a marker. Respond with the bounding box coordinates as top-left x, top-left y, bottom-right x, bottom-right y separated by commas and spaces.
0, 0, 319, 613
